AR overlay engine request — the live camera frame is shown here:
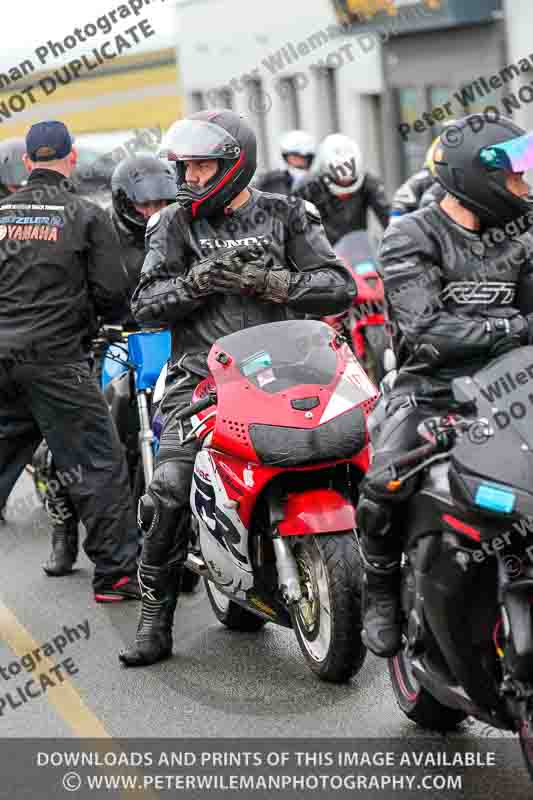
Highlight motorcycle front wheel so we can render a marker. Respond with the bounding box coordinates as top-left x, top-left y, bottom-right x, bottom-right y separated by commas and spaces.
290, 532, 366, 683
388, 649, 467, 731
